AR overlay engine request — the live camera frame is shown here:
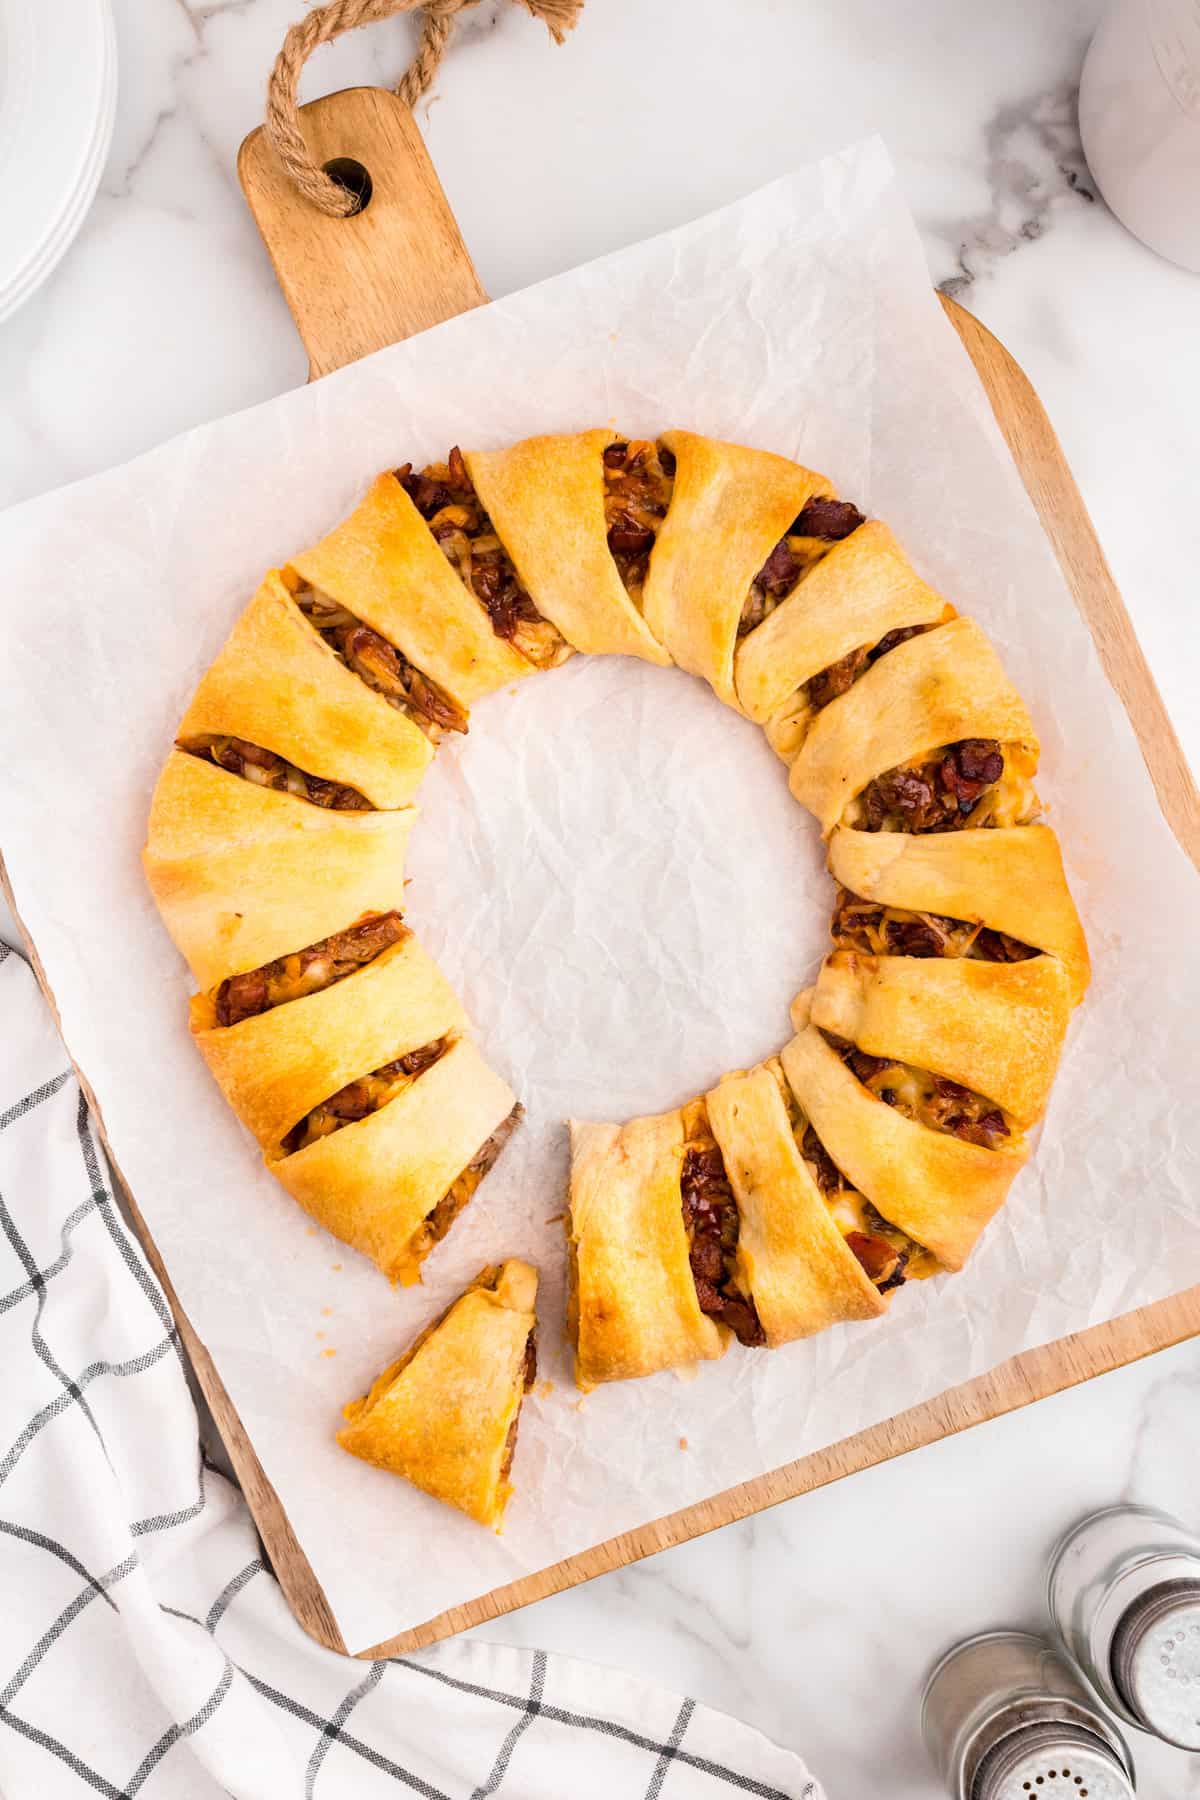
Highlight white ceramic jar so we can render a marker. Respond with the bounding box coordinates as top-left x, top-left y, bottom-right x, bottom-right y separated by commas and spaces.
1079, 0, 1200, 272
